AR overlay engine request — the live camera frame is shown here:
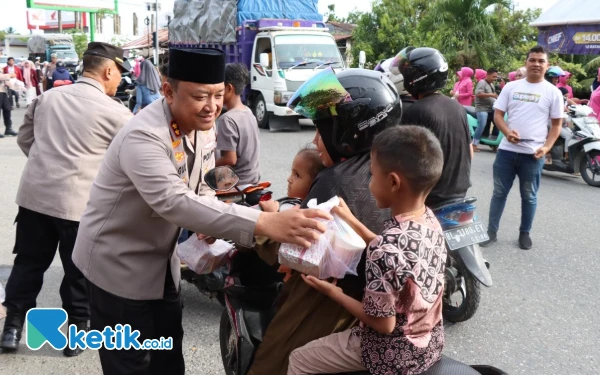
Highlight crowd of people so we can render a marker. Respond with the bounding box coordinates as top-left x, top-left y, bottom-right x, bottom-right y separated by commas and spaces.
0, 53, 76, 139
0, 40, 575, 375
